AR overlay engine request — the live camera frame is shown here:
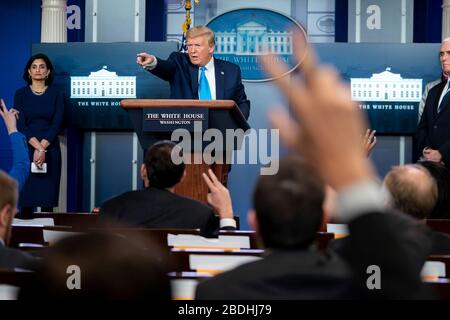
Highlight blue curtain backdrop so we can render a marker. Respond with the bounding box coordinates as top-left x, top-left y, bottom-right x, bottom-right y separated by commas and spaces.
413, 0, 442, 43
0, 0, 41, 172
335, 0, 348, 42
68, 0, 86, 42
146, 0, 166, 41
